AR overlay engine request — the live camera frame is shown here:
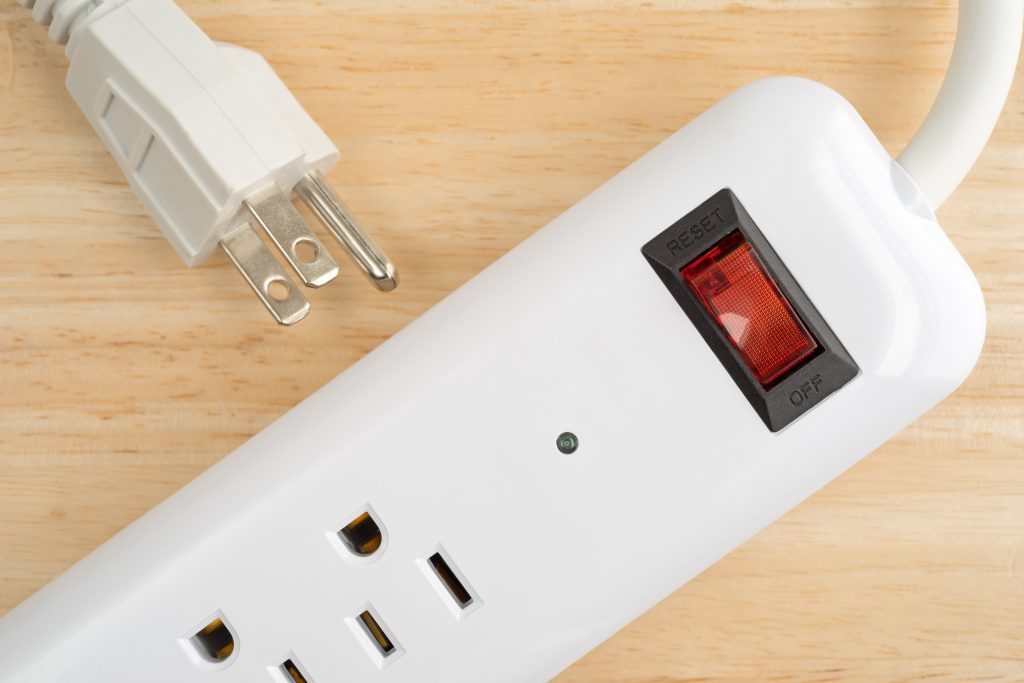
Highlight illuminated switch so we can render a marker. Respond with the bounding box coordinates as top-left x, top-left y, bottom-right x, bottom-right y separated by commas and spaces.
681, 230, 818, 386
642, 189, 859, 431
